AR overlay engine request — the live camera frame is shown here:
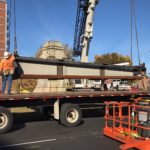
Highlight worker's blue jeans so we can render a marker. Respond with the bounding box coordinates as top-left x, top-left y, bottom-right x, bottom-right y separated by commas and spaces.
2, 74, 13, 94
